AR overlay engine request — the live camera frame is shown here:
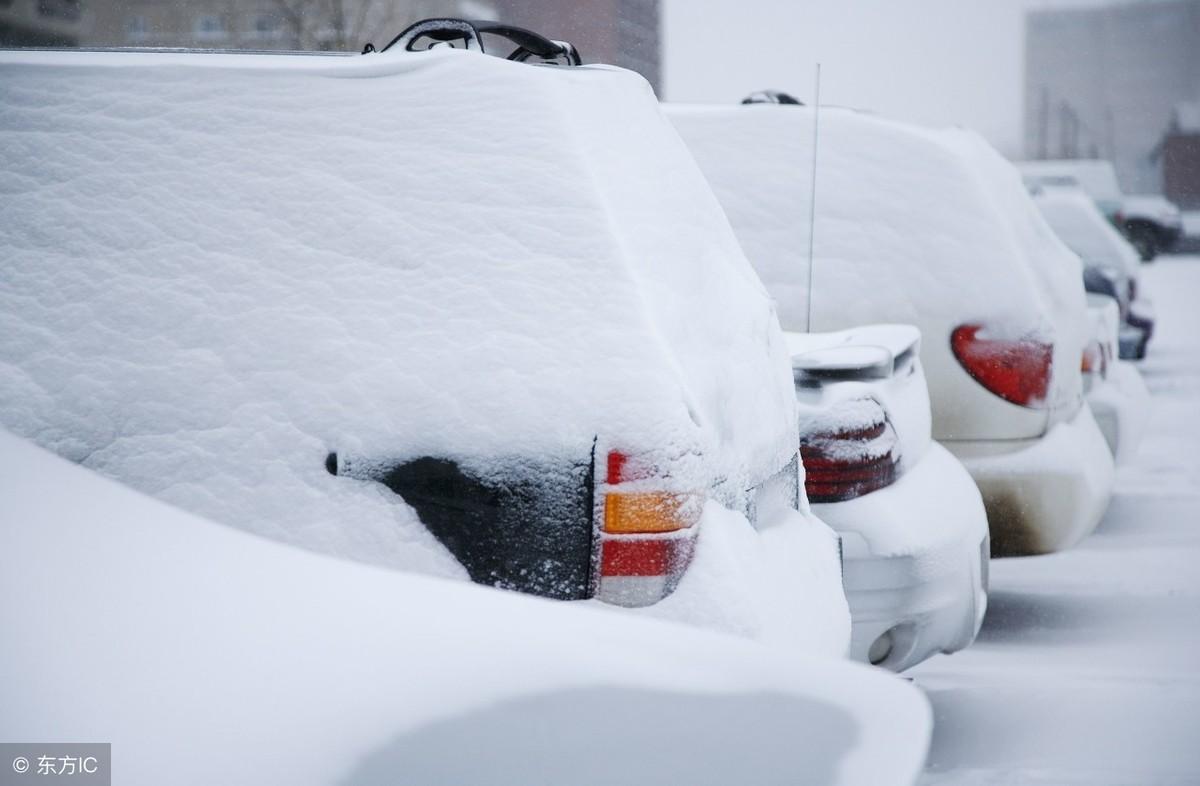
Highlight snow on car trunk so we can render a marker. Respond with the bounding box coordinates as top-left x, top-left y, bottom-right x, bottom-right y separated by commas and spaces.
0, 51, 797, 588
667, 105, 1089, 441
